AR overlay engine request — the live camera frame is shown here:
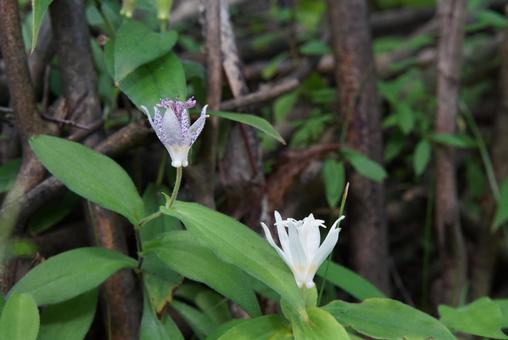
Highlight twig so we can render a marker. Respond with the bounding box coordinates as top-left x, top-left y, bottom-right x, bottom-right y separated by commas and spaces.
219, 78, 299, 111
40, 111, 93, 130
